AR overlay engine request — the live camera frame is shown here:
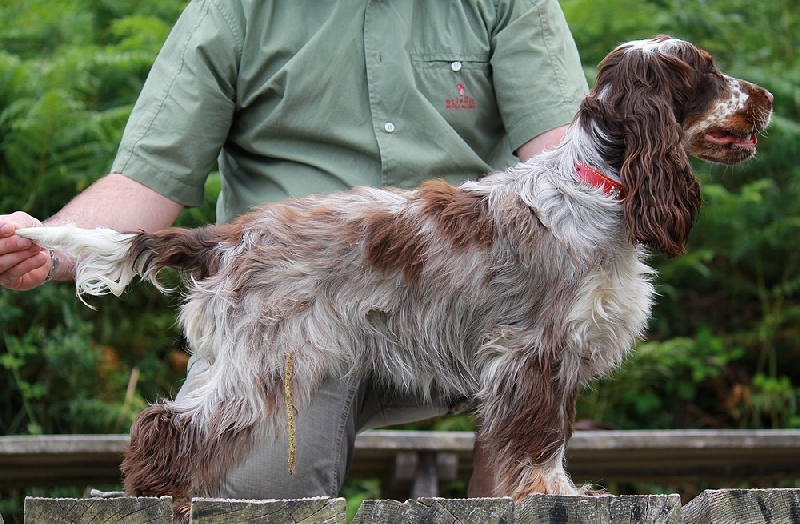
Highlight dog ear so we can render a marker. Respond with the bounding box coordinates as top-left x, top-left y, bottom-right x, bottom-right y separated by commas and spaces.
619, 95, 702, 257
605, 50, 703, 258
